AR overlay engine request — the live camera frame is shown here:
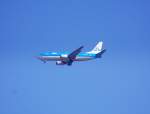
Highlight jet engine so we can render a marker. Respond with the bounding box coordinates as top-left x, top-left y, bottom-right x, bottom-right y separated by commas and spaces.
56, 61, 66, 65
